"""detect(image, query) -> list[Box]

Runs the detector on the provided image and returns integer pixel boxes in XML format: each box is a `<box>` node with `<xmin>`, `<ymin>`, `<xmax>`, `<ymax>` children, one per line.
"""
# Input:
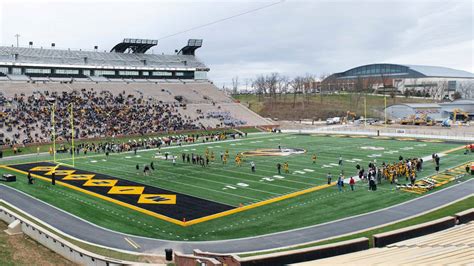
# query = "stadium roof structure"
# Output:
<box><xmin>110</xmin><ymin>38</ymin><xmax>158</xmax><ymax>54</ymax></box>
<box><xmin>328</xmin><ymin>63</ymin><xmax>474</xmax><ymax>80</ymax></box>
<box><xmin>0</xmin><ymin>44</ymin><xmax>207</xmax><ymax>70</ymax></box>
<box><xmin>178</xmin><ymin>39</ymin><xmax>203</xmax><ymax>56</ymax></box>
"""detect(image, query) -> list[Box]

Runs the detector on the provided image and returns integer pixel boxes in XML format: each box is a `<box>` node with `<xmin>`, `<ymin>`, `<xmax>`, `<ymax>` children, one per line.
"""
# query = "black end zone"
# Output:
<box><xmin>9</xmin><ymin>162</ymin><xmax>235</xmax><ymax>222</ymax></box>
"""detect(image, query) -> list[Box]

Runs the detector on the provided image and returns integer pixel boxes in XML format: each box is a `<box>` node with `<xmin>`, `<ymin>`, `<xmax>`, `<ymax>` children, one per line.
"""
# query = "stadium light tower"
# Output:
<box><xmin>14</xmin><ymin>34</ymin><xmax>20</xmax><ymax>47</ymax></box>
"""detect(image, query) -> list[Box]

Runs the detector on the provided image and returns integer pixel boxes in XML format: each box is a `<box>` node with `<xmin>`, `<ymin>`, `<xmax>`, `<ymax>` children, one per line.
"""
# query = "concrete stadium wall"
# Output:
<box><xmin>174</xmin><ymin>251</ymin><xmax>222</xmax><ymax>266</ymax></box>
<box><xmin>283</xmin><ymin>127</ymin><xmax>474</xmax><ymax>142</ymax></box>
<box><xmin>238</xmin><ymin>237</ymin><xmax>369</xmax><ymax>266</ymax></box>
<box><xmin>193</xmin><ymin>249</ymin><xmax>241</xmax><ymax>265</ymax></box>
<box><xmin>454</xmin><ymin>208</ymin><xmax>474</xmax><ymax>224</ymax></box>
<box><xmin>0</xmin><ymin>205</ymin><xmax>143</xmax><ymax>266</ymax></box>
<box><xmin>373</xmin><ymin>216</ymin><xmax>456</xmax><ymax>248</ymax></box>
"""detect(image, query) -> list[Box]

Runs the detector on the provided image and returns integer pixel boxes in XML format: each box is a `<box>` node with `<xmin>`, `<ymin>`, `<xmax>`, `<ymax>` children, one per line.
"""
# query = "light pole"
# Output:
<box><xmin>14</xmin><ymin>34</ymin><xmax>20</xmax><ymax>47</ymax></box>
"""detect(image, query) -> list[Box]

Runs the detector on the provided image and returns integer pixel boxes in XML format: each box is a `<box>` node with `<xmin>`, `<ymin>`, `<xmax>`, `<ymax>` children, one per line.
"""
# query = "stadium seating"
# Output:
<box><xmin>300</xmin><ymin>222</ymin><xmax>474</xmax><ymax>265</ymax></box>
<box><xmin>0</xmin><ymin>46</ymin><xmax>207</xmax><ymax>69</ymax></box>
<box><xmin>0</xmin><ymin>80</ymin><xmax>273</xmax><ymax>145</ymax></box>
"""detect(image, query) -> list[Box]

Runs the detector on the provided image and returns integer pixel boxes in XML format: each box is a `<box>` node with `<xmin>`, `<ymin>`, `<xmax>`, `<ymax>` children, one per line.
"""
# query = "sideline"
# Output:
<box><xmin>0</xmin><ymin>178</ymin><xmax>472</xmax><ymax>253</ymax></box>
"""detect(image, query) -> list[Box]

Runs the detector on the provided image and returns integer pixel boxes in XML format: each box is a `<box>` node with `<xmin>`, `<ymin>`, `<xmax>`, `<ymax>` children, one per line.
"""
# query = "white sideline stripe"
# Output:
<box><xmin>294</xmin><ymin>171</ymin><xmax>305</xmax><ymax>174</ymax></box>
<box><xmin>90</xmin><ymin>160</ymin><xmax>97</xmax><ymax>163</ymax></box>
<box><xmin>303</xmin><ymin>169</ymin><xmax>314</xmax><ymax>172</ymax></box>
<box><xmin>330</xmin><ymin>163</ymin><xmax>339</xmax><ymax>166</ymax></box>
<box><xmin>273</xmin><ymin>175</ymin><xmax>285</xmax><ymax>179</ymax></box>
<box><xmin>345</xmin><ymin>160</ymin><xmax>356</xmax><ymax>163</ymax></box>
<box><xmin>125</xmin><ymin>156</ymin><xmax>132</xmax><ymax>159</ymax></box>
<box><xmin>353</xmin><ymin>159</ymin><xmax>362</xmax><ymax>161</ymax></box>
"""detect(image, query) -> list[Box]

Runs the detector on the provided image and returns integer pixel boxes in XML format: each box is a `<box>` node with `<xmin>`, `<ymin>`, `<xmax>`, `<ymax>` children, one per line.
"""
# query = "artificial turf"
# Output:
<box><xmin>0</xmin><ymin>133</ymin><xmax>472</xmax><ymax>240</ymax></box>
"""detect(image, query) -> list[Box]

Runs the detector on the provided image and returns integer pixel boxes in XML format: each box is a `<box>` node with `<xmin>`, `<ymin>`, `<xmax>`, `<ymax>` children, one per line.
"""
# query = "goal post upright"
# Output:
<box><xmin>70</xmin><ymin>103</ymin><xmax>75</xmax><ymax>167</ymax></box>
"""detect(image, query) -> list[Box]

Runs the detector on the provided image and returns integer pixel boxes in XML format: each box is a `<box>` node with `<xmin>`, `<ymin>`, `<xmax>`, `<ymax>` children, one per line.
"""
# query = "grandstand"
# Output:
<box><xmin>0</xmin><ymin>38</ymin><xmax>273</xmax><ymax>145</ymax></box>
<box><xmin>297</xmin><ymin>221</ymin><xmax>474</xmax><ymax>265</ymax></box>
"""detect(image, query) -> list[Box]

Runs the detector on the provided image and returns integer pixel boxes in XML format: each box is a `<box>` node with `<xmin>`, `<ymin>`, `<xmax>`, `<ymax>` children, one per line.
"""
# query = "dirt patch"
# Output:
<box><xmin>0</xmin><ymin>221</ymin><xmax>76</xmax><ymax>266</ymax></box>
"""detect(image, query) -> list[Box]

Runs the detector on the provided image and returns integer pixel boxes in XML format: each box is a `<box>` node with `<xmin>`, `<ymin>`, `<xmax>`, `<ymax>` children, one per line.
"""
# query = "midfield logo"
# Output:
<box><xmin>241</xmin><ymin>148</ymin><xmax>306</xmax><ymax>157</ymax></box>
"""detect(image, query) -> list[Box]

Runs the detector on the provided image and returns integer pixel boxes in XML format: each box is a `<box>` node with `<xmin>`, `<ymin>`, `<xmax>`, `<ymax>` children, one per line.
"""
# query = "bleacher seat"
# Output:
<box><xmin>293</xmin><ymin>222</ymin><xmax>474</xmax><ymax>265</ymax></box>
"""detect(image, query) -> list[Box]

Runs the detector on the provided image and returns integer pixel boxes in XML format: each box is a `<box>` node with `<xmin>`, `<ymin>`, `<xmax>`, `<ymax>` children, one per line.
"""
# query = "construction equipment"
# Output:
<box><xmin>452</xmin><ymin>109</ymin><xmax>469</xmax><ymax>124</ymax></box>
<box><xmin>426</xmin><ymin>117</ymin><xmax>436</xmax><ymax>126</ymax></box>
<box><xmin>441</xmin><ymin>119</ymin><xmax>452</xmax><ymax>127</ymax></box>
<box><xmin>400</xmin><ymin>115</ymin><xmax>415</xmax><ymax>125</ymax></box>
<box><xmin>414</xmin><ymin>114</ymin><xmax>427</xmax><ymax>125</ymax></box>
<box><xmin>344</xmin><ymin>111</ymin><xmax>356</xmax><ymax>123</ymax></box>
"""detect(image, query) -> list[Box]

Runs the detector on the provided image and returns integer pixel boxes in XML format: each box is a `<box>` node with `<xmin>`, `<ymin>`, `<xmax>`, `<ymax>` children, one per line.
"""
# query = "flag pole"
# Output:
<box><xmin>364</xmin><ymin>97</ymin><xmax>367</xmax><ymax>127</ymax></box>
<box><xmin>70</xmin><ymin>103</ymin><xmax>75</xmax><ymax>167</ymax></box>
<box><xmin>52</xmin><ymin>103</ymin><xmax>56</xmax><ymax>163</ymax></box>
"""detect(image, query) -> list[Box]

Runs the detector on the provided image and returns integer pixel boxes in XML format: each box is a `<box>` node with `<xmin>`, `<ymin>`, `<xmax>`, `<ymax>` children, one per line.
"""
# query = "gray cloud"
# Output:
<box><xmin>1</xmin><ymin>0</ymin><xmax>472</xmax><ymax>88</ymax></box>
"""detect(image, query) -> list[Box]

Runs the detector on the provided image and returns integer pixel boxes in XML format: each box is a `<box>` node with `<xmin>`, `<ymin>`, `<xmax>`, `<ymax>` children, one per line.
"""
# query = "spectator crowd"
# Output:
<box><xmin>0</xmin><ymin>88</ymin><xmax>208</xmax><ymax>146</ymax></box>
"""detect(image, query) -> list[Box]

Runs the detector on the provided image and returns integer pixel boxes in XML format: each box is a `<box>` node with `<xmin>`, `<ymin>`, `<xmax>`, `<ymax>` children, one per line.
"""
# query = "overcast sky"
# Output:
<box><xmin>0</xmin><ymin>0</ymin><xmax>472</xmax><ymax>88</ymax></box>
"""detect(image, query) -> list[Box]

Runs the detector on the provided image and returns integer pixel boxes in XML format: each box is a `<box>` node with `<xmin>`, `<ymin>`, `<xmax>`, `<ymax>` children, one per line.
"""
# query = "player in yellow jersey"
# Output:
<box><xmin>312</xmin><ymin>154</ymin><xmax>317</xmax><ymax>164</ymax></box>
<box><xmin>283</xmin><ymin>162</ymin><xmax>289</xmax><ymax>174</ymax></box>
<box><xmin>235</xmin><ymin>155</ymin><xmax>241</xmax><ymax>166</ymax></box>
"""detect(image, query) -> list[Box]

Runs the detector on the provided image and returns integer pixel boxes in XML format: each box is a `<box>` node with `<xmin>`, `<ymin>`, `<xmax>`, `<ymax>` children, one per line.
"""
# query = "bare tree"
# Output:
<box><xmin>291</xmin><ymin>76</ymin><xmax>305</xmax><ymax>109</ymax></box>
<box><xmin>266</xmin><ymin>73</ymin><xmax>279</xmax><ymax>110</ymax></box>
<box><xmin>277</xmin><ymin>75</ymin><xmax>290</xmax><ymax>101</ymax></box>
<box><xmin>433</xmin><ymin>80</ymin><xmax>448</xmax><ymax>100</ymax></box>
<box><xmin>457</xmin><ymin>81</ymin><xmax>474</xmax><ymax>99</ymax></box>
<box><xmin>231</xmin><ymin>76</ymin><xmax>239</xmax><ymax>95</ymax></box>
<box><xmin>319</xmin><ymin>73</ymin><xmax>330</xmax><ymax>104</ymax></box>
<box><xmin>253</xmin><ymin>75</ymin><xmax>266</xmax><ymax>102</ymax></box>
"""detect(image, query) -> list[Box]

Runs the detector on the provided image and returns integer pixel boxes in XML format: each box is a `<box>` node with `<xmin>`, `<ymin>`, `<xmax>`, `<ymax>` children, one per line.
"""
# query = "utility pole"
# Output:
<box><xmin>14</xmin><ymin>34</ymin><xmax>20</xmax><ymax>47</ymax></box>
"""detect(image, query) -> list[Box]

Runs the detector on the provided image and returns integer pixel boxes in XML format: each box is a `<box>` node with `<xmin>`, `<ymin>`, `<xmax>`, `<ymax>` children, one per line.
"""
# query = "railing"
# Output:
<box><xmin>283</xmin><ymin>124</ymin><xmax>474</xmax><ymax>142</ymax></box>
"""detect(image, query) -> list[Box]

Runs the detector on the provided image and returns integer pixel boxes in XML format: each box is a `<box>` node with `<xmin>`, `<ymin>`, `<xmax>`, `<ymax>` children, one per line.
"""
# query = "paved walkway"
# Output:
<box><xmin>1</xmin><ymin>178</ymin><xmax>472</xmax><ymax>254</ymax></box>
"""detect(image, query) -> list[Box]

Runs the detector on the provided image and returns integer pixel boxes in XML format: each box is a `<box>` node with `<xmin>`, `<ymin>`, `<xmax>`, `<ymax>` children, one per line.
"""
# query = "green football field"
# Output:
<box><xmin>1</xmin><ymin>133</ymin><xmax>472</xmax><ymax>241</ymax></box>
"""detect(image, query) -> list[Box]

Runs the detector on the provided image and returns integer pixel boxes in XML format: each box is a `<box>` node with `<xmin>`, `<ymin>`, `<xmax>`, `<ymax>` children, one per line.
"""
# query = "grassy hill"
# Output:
<box><xmin>233</xmin><ymin>93</ymin><xmax>438</xmax><ymax>120</ymax></box>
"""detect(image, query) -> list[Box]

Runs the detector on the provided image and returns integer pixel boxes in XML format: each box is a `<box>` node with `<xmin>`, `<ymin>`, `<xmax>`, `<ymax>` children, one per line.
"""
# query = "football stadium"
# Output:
<box><xmin>0</xmin><ymin>1</ymin><xmax>473</xmax><ymax>266</ymax></box>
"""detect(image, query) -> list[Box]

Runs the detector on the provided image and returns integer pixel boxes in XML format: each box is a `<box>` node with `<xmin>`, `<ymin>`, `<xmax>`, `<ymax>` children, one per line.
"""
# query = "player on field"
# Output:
<box><xmin>211</xmin><ymin>151</ymin><xmax>215</xmax><ymax>161</ymax></box>
<box><xmin>143</xmin><ymin>165</ymin><xmax>150</xmax><ymax>176</ymax></box>
<box><xmin>312</xmin><ymin>154</ymin><xmax>317</xmax><ymax>164</ymax></box>
<box><xmin>338</xmin><ymin>155</ymin><xmax>343</xmax><ymax>166</ymax></box>
<box><xmin>235</xmin><ymin>154</ymin><xmax>241</xmax><ymax>166</ymax></box>
<box><xmin>327</xmin><ymin>172</ymin><xmax>332</xmax><ymax>184</ymax></box>
<box><xmin>277</xmin><ymin>163</ymin><xmax>282</xmax><ymax>174</ymax></box>
<box><xmin>283</xmin><ymin>162</ymin><xmax>289</xmax><ymax>174</ymax></box>
<box><xmin>250</xmin><ymin>161</ymin><xmax>256</xmax><ymax>172</ymax></box>
<box><xmin>223</xmin><ymin>155</ymin><xmax>228</xmax><ymax>165</ymax></box>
